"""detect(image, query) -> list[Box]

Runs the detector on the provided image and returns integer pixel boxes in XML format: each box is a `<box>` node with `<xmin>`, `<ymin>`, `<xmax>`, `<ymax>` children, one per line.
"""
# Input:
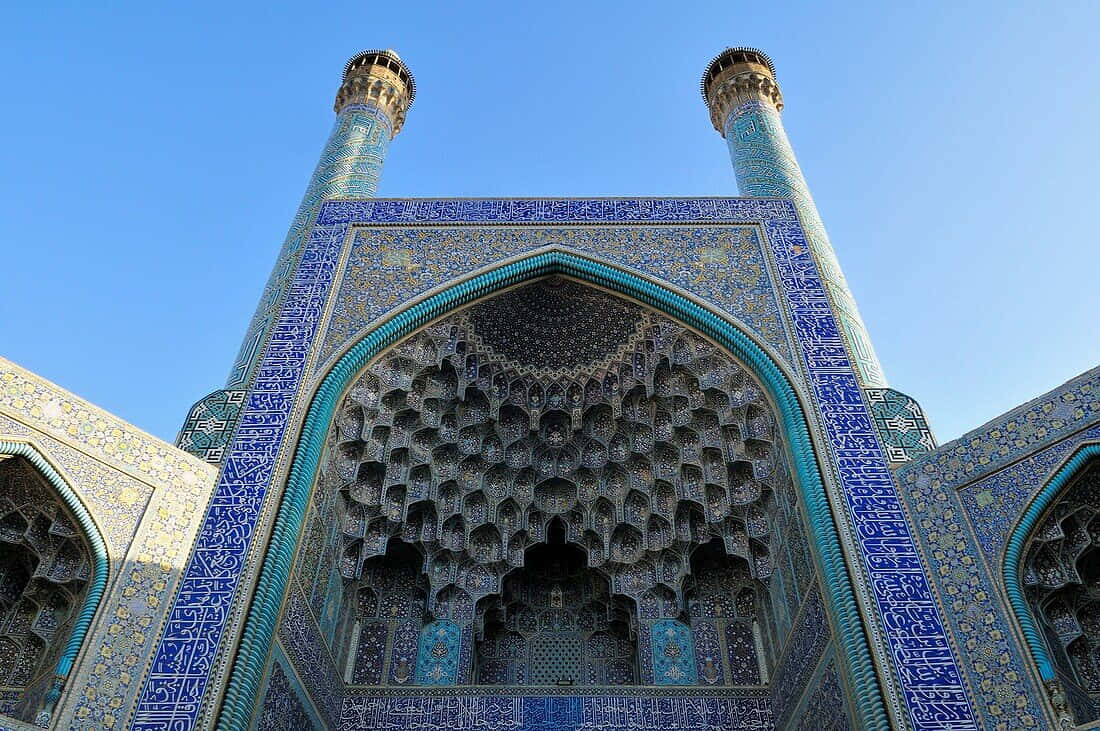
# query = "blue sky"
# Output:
<box><xmin>2</xmin><ymin>1</ymin><xmax>1098</xmax><ymax>445</ymax></box>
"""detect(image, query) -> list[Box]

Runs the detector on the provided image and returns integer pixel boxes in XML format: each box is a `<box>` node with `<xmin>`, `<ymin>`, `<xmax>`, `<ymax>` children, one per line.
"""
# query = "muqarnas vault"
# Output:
<box><xmin>1</xmin><ymin>46</ymin><xmax>1098</xmax><ymax>731</ymax></box>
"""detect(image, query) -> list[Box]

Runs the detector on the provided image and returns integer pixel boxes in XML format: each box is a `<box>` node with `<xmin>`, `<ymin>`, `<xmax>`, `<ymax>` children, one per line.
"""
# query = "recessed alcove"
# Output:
<box><xmin>265</xmin><ymin>276</ymin><xmax>835</xmax><ymax>729</ymax></box>
<box><xmin>1023</xmin><ymin>460</ymin><xmax>1100</xmax><ymax>722</ymax></box>
<box><xmin>475</xmin><ymin>519</ymin><xmax>637</xmax><ymax>686</ymax></box>
<box><xmin>0</xmin><ymin>456</ymin><xmax>93</xmax><ymax>721</ymax></box>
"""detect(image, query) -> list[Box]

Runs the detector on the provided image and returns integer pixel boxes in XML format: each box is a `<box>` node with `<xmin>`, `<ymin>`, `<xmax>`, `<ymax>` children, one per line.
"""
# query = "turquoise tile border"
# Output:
<box><xmin>1003</xmin><ymin>443</ymin><xmax>1100</xmax><ymax>681</ymax></box>
<box><xmin>218</xmin><ymin>249</ymin><xmax>888</xmax><ymax>730</ymax></box>
<box><xmin>0</xmin><ymin>440</ymin><xmax>109</xmax><ymax>723</ymax></box>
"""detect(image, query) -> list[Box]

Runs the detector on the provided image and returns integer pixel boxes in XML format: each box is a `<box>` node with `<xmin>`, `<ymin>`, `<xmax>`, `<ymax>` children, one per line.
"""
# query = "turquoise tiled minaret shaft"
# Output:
<box><xmin>226</xmin><ymin>50</ymin><xmax>415</xmax><ymax>389</ymax></box>
<box><xmin>702</xmin><ymin>48</ymin><xmax>886</xmax><ymax>387</ymax></box>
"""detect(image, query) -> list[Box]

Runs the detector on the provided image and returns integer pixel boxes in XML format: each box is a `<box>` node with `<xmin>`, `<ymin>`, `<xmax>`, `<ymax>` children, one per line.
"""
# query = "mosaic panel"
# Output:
<box><xmin>1023</xmin><ymin>462</ymin><xmax>1100</xmax><ymax>722</ymax></box>
<box><xmin>0</xmin><ymin>360</ymin><xmax>216</xmax><ymax>729</ymax></box>
<box><xmin>175</xmin><ymin>388</ymin><xmax>246</xmax><ymax>464</ymax></box>
<box><xmin>319</xmin><ymin>223</ymin><xmax>793</xmax><ymax>377</ymax></box>
<box><xmin>0</xmin><ymin>689</ymin><xmax>19</xmax><ymax>718</ymax></box>
<box><xmin>725</xmin><ymin>621</ymin><xmax>759</xmax><ymax>685</ymax></box>
<box><xmin>724</xmin><ymin>100</ymin><xmax>884</xmax><ymax>387</ymax></box>
<box><xmin>961</xmin><ymin>424</ymin><xmax>1100</xmax><ymax>560</ymax></box>
<box><xmin>0</xmin><ymin>711</ymin><xmax>35</xmax><ymax>731</ymax></box>
<box><xmin>0</xmin><ymin>361</ymin><xmax>212</xmax><ymax>550</ymax></box>
<box><xmin>277</xmin><ymin>584</ymin><xmax>342</xmax><ymax>727</ymax></box>
<box><xmin>895</xmin><ymin>368</ymin><xmax>1100</xmax><ymax>729</ymax></box>
<box><xmin>414</xmin><ymin>620</ymin><xmax>461</xmax><ymax>685</ymax></box>
<box><xmin>692</xmin><ymin>621</ymin><xmax>724</xmax><ymax>686</ymax></box>
<box><xmin>339</xmin><ymin>694</ymin><xmax>772</xmax><ymax>730</ymax></box>
<box><xmin>792</xmin><ymin>658</ymin><xmax>851</xmax><ymax>731</ymax></box>
<box><xmin>900</xmin><ymin>468</ymin><xmax>1055</xmax><ymax>727</ymax></box>
<box><xmin>651</xmin><ymin>619</ymin><xmax>697</xmax><ymax>685</ymax></box>
<box><xmin>352</xmin><ymin>622</ymin><xmax>387</xmax><ymax>685</ymax></box>
<box><xmin>228</xmin><ymin>104</ymin><xmax>393</xmax><ymax>389</ymax></box>
<box><xmin>256</xmin><ymin>660</ymin><xmax>315</xmax><ymax>731</ymax></box>
<box><xmin>900</xmin><ymin>366</ymin><xmax>1100</xmax><ymax>495</ymax></box>
<box><xmin>864</xmin><ymin>387</ymin><xmax>936</xmax><ymax>465</ymax></box>
<box><xmin>638</xmin><ymin>624</ymin><xmax>654</xmax><ymax>685</ymax></box>
<box><xmin>770</xmin><ymin>581</ymin><xmax>828</xmax><ymax>730</ymax></box>
<box><xmin>0</xmin><ymin>458</ymin><xmax>93</xmax><ymax>720</ymax></box>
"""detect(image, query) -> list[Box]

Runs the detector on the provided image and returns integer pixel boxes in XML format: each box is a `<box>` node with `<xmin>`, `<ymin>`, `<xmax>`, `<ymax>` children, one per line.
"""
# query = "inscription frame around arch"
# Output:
<box><xmin>218</xmin><ymin>243</ymin><xmax>888</xmax><ymax>730</ymax></box>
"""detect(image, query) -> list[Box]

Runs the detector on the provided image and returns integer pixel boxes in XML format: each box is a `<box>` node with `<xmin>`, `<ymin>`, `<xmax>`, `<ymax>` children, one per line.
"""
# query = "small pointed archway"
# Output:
<box><xmin>0</xmin><ymin>441</ymin><xmax>107</xmax><ymax>725</ymax></box>
<box><xmin>475</xmin><ymin>518</ymin><xmax>637</xmax><ymax>686</ymax></box>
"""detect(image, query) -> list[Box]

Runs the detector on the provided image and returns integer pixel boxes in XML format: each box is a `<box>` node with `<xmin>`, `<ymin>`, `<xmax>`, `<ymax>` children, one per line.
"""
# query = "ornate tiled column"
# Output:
<box><xmin>226</xmin><ymin>49</ymin><xmax>415</xmax><ymax>389</ymax></box>
<box><xmin>702</xmin><ymin>48</ymin><xmax>886</xmax><ymax>388</ymax></box>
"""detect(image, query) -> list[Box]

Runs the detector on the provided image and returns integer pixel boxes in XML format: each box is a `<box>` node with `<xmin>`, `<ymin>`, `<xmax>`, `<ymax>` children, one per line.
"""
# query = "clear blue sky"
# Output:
<box><xmin>2</xmin><ymin>1</ymin><xmax>1098</xmax><ymax>446</ymax></box>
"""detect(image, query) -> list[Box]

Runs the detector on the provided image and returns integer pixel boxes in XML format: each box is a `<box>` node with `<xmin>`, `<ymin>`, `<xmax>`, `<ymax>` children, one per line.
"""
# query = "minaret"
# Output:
<box><xmin>702</xmin><ymin>48</ymin><xmax>886</xmax><ymax>387</ymax></box>
<box><xmin>226</xmin><ymin>49</ymin><xmax>415</xmax><ymax>388</ymax></box>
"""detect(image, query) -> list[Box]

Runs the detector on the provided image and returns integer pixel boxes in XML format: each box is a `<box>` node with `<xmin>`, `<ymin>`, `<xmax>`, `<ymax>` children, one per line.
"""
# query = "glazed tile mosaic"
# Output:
<box><xmin>893</xmin><ymin>367</ymin><xmax>1100</xmax><ymax>728</ymax></box>
<box><xmin>176</xmin><ymin>389</ymin><xmax>247</xmax><ymax>464</ymax></box>
<box><xmin>228</xmin><ymin>104</ymin><xmax>394</xmax><ymax>390</ymax></box>
<box><xmin>864</xmin><ymin>387</ymin><xmax>937</xmax><ymax>465</ymax></box>
<box><xmin>6</xmin><ymin>45</ymin><xmax>1098</xmax><ymax>731</ymax></box>
<box><xmin>256</xmin><ymin>659</ymin><xmax>316</xmax><ymax>731</ymax></box>
<box><xmin>0</xmin><ymin>359</ymin><xmax>216</xmax><ymax>728</ymax></box>
<box><xmin>722</xmin><ymin>100</ymin><xmax>884</xmax><ymax>389</ymax></box>
<box><xmin>791</xmin><ymin>658</ymin><xmax>850</xmax><ymax>731</ymax></box>
<box><xmin>130</xmin><ymin>216</ymin><xmax>348</xmax><ymax>729</ymax></box>
<box><xmin>338</xmin><ymin>694</ymin><xmax>773</xmax><ymax>730</ymax></box>
<box><xmin>318</xmin><ymin>224</ymin><xmax>794</xmax><ymax>379</ymax></box>
<box><xmin>198</xmin><ymin>195</ymin><xmax>970</xmax><ymax>731</ymax></box>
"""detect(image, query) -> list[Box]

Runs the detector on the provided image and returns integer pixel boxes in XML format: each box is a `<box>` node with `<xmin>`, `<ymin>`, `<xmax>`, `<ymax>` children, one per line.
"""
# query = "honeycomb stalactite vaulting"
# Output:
<box><xmin>322</xmin><ymin>277</ymin><xmax>798</xmax><ymax>686</ymax></box>
<box><xmin>0</xmin><ymin>457</ymin><xmax>92</xmax><ymax>717</ymax></box>
<box><xmin>1024</xmin><ymin>461</ymin><xmax>1100</xmax><ymax>723</ymax></box>
<box><xmin>475</xmin><ymin>537</ymin><xmax>637</xmax><ymax>685</ymax></box>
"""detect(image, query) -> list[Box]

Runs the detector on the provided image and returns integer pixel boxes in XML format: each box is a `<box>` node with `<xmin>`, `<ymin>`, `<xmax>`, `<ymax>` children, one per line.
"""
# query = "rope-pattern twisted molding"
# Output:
<box><xmin>217</xmin><ymin>251</ymin><xmax>889</xmax><ymax>730</ymax></box>
<box><xmin>1004</xmin><ymin>443</ymin><xmax>1100</xmax><ymax>681</ymax></box>
<box><xmin>0</xmin><ymin>440</ymin><xmax>109</xmax><ymax>715</ymax></box>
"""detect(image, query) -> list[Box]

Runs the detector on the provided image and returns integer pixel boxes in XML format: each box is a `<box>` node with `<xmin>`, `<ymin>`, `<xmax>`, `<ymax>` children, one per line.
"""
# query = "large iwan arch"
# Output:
<box><xmin>220</xmin><ymin>250</ymin><xmax>888</xmax><ymax>730</ymax></box>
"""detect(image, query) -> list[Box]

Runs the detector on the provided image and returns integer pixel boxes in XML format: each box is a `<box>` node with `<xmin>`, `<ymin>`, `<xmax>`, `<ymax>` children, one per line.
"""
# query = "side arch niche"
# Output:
<box><xmin>0</xmin><ymin>442</ymin><xmax>107</xmax><ymax>726</ymax></box>
<box><xmin>231</xmin><ymin>252</ymin><xmax>886</xmax><ymax>731</ymax></box>
<box><xmin>1011</xmin><ymin>450</ymin><xmax>1100</xmax><ymax>724</ymax></box>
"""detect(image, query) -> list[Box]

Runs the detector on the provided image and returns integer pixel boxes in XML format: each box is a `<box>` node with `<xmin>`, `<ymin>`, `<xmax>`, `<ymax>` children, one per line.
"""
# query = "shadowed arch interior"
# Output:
<box><xmin>311</xmin><ymin>276</ymin><xmax>812</xmax><ymax>690</ymax></box>
<box><xmin>220</xmin><ymin>250</ymin><xmax>888</xmax><ymax>730</ymax></box>
<box><xmin>1008</xmin><ymin>447</ymin><xmax>1100</xmax><ymax>724</ymax></box>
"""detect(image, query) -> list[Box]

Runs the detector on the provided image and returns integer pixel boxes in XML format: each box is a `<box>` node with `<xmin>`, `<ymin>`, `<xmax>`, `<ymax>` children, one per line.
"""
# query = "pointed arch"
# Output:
<box><xmin>0</xmin><ymin>439</ymin><xmax>109</xmax><ymax>722</ymax></box>
<box><xmin>218</xmin><ymin>249</ymin><xmax>889</xmax><ymax>729</ymax></box>
<box><xmin>1004</xmin><ymin>443</ymin><xmax>1100</xmax><ymax>684</ymax></box>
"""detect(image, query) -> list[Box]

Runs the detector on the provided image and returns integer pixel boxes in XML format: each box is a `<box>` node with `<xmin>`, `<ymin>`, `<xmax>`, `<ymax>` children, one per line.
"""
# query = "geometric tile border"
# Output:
<box><xmin>339</xmin><ymin>695</ymin><xmax>773</xmax><ymax>730</ymax></box>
